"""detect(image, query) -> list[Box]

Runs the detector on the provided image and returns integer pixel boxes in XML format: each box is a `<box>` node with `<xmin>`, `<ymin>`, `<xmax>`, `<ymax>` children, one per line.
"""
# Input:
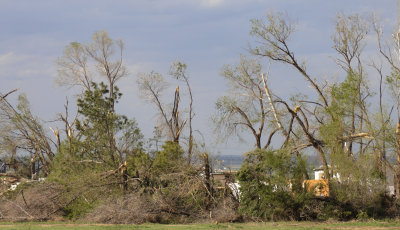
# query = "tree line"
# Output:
<box><xmin>0</xmin><ymin>10</ymin><xmax>400</xmax><ymax>222</ymax></box>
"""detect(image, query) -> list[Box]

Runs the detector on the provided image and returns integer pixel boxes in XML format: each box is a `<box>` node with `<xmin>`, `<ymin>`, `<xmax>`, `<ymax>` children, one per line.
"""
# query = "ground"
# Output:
<box><xmin>0</xmin><ymin>221</ymin><xmax>400</xmax><ymax>230</ymax></box>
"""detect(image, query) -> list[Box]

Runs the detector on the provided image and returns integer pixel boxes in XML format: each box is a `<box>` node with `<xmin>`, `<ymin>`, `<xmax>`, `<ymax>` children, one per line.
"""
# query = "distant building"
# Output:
<box><xmin>305</xmin><ymin>165</ymin><xmax>395</xmax><ymax>197</ymax></box>
<box><xmin>313</xmin><ymin>165</ymin><xmax>340</xmax><ymax>180</ymax></box>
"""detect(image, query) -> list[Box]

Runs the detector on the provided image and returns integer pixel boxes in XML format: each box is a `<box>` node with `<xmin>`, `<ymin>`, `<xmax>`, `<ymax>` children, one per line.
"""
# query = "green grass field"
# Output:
<box><xmin>0</xmin><ymin>221</ymin><xmax>400</xmax><ymax>230</ymax></box>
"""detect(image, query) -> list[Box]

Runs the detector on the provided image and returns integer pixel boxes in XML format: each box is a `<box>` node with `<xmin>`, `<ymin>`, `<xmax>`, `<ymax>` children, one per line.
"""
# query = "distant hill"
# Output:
<box><xmin>213</xmin><ymin>154</ymin><xmax>243</xmax><ymax>172</ymax></box>
<box><xmin>213</xmin><ymin>153</ymin><xmax>323</xmax><ymax>173</ymax></box>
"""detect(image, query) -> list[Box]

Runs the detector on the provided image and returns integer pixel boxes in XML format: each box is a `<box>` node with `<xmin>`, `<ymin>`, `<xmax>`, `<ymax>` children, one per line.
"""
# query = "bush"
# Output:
<box><xmin>236</xmin><ymin>149</ymin><xmax>310</xmax><ymax>221</ymax></box>
<box><xmin>63</xmin><ymin>196</ymin><xmax>97</xmax><ymax>220</ymax></box>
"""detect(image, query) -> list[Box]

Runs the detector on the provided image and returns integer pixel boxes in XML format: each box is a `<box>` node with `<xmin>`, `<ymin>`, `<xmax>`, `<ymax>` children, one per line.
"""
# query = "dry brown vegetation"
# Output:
<box><xmin>0</xmin><ymin>183</ymin><xmax>65</xmax><ymax>220</ymax></box>
<box><xmin>0</xmin><ymin>180</ymin><xmax>240</xmax><ymax>224</ymax></box>
<box><xmin>3</xmin><ymin>8</ymin><xmax>400</xmax><ymax>225</ymax></box>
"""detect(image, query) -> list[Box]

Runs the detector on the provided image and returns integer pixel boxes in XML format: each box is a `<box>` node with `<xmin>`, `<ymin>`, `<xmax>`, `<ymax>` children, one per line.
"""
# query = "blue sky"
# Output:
<box><xmin>0</xmin><ymin>0</ymin><xmax>398</xmax><ymax>155</ymax></box>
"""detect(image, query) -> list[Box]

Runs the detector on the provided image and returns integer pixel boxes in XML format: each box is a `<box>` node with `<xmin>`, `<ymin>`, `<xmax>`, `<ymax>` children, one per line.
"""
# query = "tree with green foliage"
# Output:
<box><xmin>52</xmin><ymin>81</ymin><xmax>143</xmax><ymax>178</ymax></box>
<box><xmin>232</xmin><ymin>11</ymin><xmax>398</xmax><ymax>220</ymax></box>
<box><xmin>236</xmin><ymin>148</ymin><xmax>309</xmax><ymax>220</ymax></box>
<box><xmin>246</xmin><ymin>11</ymin><xmax>377</xmax><ymax>183</ymax></box>
<box><xmin>75</xmin><ymin>82</ymin><xmax>122</xmax><ymax>167</ymax></box>
<box><xmin>49</xmin><ymin>82</ymin><xmax>144</xmax><ymax>219</ymax></box>
<box><xmin>152</xmin><ymin>141</ymin><xmax>185</xmax><ymax>175</ymax></box>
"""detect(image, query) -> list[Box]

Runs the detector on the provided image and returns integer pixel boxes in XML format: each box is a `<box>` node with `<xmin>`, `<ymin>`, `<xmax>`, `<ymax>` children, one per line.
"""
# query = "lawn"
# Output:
<box><xmin>0</xmin><ymin>221</ymin><xmax>400</xmax><ymax>230</ymax></box>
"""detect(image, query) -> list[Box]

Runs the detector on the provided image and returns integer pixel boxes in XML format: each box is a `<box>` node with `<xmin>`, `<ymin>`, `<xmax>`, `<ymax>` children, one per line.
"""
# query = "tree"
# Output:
<box><xmin>152</xmin><ymin>141</ymin><xmax>185</xmax><ymax>177</ymax></box>
<box><xmin>248</xmin><ymin>12</ymin><xmax>331</xmax><ymax>178</ymax></box>
<box><xmin>214</xmin><ymin>55</ymin><xmax>278</xmax><ymax>149</ymax></box>
<box><xmin>137</xmin><ymin>71</ymin><xmax>185</xmax><ymax>143</ymax></box>
<box><xmin>373</xmin><ymin>14</ymin><xmax>400</xmax><ymax>198</ymax></box>
<box><xmin>56</xmin><ymin>31</ymin><xmax>127</xmax><ymax>111</ymax></box>
<box><xmin>75</xmin><ymin>82</ymin><xmax>123</xmax><ymax>167</ymax></box>
<box><xmin>137</xmin><ymin>62</ymin><xmax>196</xmax><ymax>165</ymax></box>
<box><xmin>332</xmin><ymin>13</ymin><xmax>370</xmax><ymax>157</ymax></box>
<box><xmin>55</xmin><ymin>31</ymin><xmax>129</xmax><ymax>175</ymax></box>
<box><xmin>236</xmin><ymin>148</ymin><xmax>308</xmax><ymax>220</ymax></box>
<box><xmin>169</xmin><ymin>61</ymin><xmax>195</xmax><ymax>165</ymax></box>
<box><xmin>247</xmin><ymin>11</ymin><xmax>374</xmax><ymax>182</ymax></box>
<box><xmin>49</xmin><ymin>81</ymin><xmax>144</xmax><ymax>218</ymax></box>
<box><xmin>54</xmin><ymin>82</ymin><xmax>143</xmax><ymax>170</ymax></box>
<box><xmin>0</xmin><ymin>92</ymin><xmax>55</xmax><ymax>178</ymax></box>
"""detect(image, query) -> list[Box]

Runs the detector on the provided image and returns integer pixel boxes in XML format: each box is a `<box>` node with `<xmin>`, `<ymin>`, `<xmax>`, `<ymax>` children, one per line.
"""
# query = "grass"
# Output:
<box><xmin>0</xmin><ymin>221</ymin><xmax>400</xmax><ymax>230</ymax></box>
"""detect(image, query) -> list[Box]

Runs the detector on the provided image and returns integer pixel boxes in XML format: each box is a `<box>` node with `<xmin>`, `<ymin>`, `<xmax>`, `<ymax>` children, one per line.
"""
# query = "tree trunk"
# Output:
<box><xmin>395</xmin><ymin>120</ymin><xmax>400</xmax><ymax>198</ymax></box>
<box><xmin>256</xmin><ymin>135</ymin><xmax>261</xmax><ymax>149</ymax></box>
<box><xmin>395</xmin><ymin>173</ymin><xmax>400</xmax><ymax>198</ymax></box>
<box><xmin>203</xmin><ymin>153</ymin><xmax>212</xmax><ymax>209</ymax></box>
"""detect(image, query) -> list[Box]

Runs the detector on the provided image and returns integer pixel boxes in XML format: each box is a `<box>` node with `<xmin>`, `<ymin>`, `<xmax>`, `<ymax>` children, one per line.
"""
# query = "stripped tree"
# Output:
<box><xmin>137</xmin><ymin>71</ymin><xmax>186</xmax><ymax>144</ymax></box>
<box><xmin>214</xmin><ymin>55</ymin><xmax>279</xmax><ymax>150</ymax></box>
<box><xmin>0</xmin><ymin>91</ymin><xmax>55</xmax><ymax>178</ymax></box>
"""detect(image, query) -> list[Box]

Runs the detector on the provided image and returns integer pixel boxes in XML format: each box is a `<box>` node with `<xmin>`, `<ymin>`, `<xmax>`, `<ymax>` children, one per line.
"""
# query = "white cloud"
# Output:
<box><xmin>0</xmin><ymin>52</ymin><xmax>27</xmax><ymax>78</ymax></box>
<box><xmin>196</xmin><ymin>0</ymin><xmax>268</xmax><ymax>9</ymax></box>
<box><xmin>0</xmin><ymin>52</ymin><xmax>22</xmax><ymax>66</ymax></box>
<box><xmin>126</xmin><ymin>62</ymin><xmax>157</xmax><ymax>76</ymax></box>
<box><xmin>137</xmin><ymin>0</ymin><xmax>262</xmax><ymax>10</ymax></box>
<box><xmin>0</xmin><ymin>52</ymin><xmax>55</xmax><ymax>79</ymax></box>
<box><xmin>200</xmin><ymin>0</ymin><xmax>225</xmax><ymax>8</ymax></box>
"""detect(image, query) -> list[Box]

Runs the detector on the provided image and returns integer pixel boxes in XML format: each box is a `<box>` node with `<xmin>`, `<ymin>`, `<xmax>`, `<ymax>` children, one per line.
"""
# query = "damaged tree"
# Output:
<box><xmin>137</xmin><ymin>61</ymin><xmax>197</xmax><ymax>165</ymax></box>
<box><xmin>137</xmin><ymin>71</ymin><xmax>186</xmax><ymax>144</ymax></box>
<box><xmin>0</xmin><ymin>91</ymin><xmax>55</xmax><ymax>178</ymax></box>
<box><xmin>169</xmin><ymin>61</ymin><xmax>195</xmax><ymax>164</ymax></box>
<box><xmin>56</xmin><ymin>30</ymin><xmax>127</xmax><ymax>109</ymax></box>
<box><xmin>249</xmin><ymin>11</ymin><xmax>331</xmax><ymax>179</ymax></box>
<box><xmin>214</xmin><ymin>56</ymin><xmax>279</xmax><ymax>150</ymax></box>
<box><xmin>247</xmin><ymin>12</ymin><xmax>375</xmax><ymax>182</ymax></box>
<box><xmin>374</xmin><ymin>16</ymin><xmax>400</xmax><ymax>198</ymax></box>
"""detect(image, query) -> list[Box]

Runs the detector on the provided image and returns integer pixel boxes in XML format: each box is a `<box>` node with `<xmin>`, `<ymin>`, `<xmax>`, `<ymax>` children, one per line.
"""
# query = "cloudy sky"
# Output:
<box><xmin>0</xmin><ymin>0</ymin><xmax>398</xmax><ymax>155</ymax></box>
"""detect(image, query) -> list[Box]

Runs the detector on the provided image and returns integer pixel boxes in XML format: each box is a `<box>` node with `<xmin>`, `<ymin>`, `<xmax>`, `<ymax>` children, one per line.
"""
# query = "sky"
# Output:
<box><xmin>0</xmin><ymin>0</ymin><xmax>398</xmax><ymax>156</ymax></box>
